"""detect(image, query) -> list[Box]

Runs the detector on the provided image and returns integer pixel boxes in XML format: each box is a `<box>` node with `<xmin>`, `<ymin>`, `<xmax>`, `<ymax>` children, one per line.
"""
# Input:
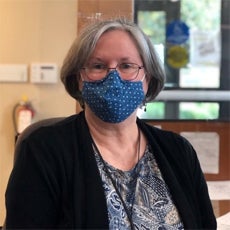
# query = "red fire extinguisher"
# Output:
<box><xmin>13</xmin><ymin>96</ymin><xmax>35</xmax><ymax>141</ymax></box>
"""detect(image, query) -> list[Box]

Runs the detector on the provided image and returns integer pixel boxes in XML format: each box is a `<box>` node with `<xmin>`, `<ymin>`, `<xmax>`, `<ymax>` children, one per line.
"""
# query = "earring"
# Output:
<box><xmin>140</xmin><ymin>101</ymin><xmax>147</xmax><ymax>112</ymax></box>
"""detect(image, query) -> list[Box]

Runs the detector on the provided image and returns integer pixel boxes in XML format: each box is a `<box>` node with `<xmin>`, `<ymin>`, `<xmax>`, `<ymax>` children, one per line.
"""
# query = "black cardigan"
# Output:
<box><xmin>5</xmin><ymin>111</ymin><xmax>217</xmax><ymax>229</ymax></box>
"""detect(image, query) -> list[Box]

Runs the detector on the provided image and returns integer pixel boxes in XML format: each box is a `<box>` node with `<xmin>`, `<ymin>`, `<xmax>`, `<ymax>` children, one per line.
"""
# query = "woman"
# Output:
<box><xmin>5</xmin><ymin>19</ymin><xmax>216</xmax><ymax>229</ymax></box>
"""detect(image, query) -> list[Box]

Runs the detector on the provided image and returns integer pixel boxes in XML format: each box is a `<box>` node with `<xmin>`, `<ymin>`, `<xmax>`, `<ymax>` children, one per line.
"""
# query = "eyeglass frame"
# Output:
<box><xmin>81</xmin><ymin>63</ymin><xmax>144</xmax><ymax>81</ymax></box>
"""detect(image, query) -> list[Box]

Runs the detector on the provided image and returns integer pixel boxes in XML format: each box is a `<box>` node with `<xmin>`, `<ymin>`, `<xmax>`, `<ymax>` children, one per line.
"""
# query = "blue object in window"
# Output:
<box><xmin>166</xmin><ymin>20</ymin><xmax>189</xmax><ymax>45</ymax></box>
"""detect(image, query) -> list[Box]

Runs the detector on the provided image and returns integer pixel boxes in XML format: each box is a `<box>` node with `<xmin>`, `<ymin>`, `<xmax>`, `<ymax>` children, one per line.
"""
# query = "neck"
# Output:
<box><xmin>85</xmin><ymin>106</ymin><xmax>138</xmax><ymax>139</ymax></box>
<box><xmin>85</xmin><ymin>107</ymin><xmax>141</xmax><ymax>170</ymax></box>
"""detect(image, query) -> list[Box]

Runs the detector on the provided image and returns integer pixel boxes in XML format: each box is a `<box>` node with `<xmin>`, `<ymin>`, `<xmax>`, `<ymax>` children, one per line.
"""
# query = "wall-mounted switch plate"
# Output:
<box><xmin>0</xmin><ymin>64</ymin><xmax>28</xmax><ymax>82</ymax></box>
<box><xmin>30</xmin><ymin>63</ymin><xmax>58</xmax><ymax>84</ymax></box>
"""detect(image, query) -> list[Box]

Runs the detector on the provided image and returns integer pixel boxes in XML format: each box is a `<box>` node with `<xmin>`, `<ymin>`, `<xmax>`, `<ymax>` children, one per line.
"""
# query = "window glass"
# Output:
<box><xmin>179</xmin><ymin>102</ymin><xmax>219</xmax><ymax>120</ymax></box>
<box><xmin>138</xmin><ymin>11</ymin><xmax>165</xmax><ymax>63</ymax></box>
<box><xmin>180</xmin><ymin>0</ymin><xmax>221</xmax><ymax>88</ymax></box>
<box><xmin>138</xmin><ymin>11</ymin><xmax>165</xmax><ymax>45</ymax></box>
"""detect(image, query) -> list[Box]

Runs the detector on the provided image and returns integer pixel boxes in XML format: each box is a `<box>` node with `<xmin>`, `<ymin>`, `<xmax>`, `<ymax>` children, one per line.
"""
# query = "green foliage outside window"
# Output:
<box><xmin>179</xmin><ymin>102</ymin><xmax>219</xmax><ymax>120</ymax></box>
<box><xmin>181</xmin><ymin>0</ymin><xmax>220</xmax><ymax>31</ymax></box>
<box><xmin>138</xmin><ymin>11</ymin><xmax>165</xmax><ymax>44</ymax></box>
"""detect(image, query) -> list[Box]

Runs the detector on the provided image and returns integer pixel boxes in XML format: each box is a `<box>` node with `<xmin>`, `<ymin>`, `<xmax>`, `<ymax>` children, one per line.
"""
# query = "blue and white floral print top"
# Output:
<box><xmin>94</xmin><ymin>145</ymin><xmax>184</xmax><ymax>230</ymax></box>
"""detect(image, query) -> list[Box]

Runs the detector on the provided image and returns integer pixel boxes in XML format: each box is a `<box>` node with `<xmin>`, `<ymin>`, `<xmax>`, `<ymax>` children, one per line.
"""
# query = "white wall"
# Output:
<box><xmin>0</xmin><ymin>0</ymin><xmax>78</xmax><ymax>224</ymax></box>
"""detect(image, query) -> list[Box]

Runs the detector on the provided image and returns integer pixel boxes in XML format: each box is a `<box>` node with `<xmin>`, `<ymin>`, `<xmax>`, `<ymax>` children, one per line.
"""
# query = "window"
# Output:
<box><xmin>135</xmin><ymin>0</ymin><xmax>230</xmax><ymax>120</ymax></box>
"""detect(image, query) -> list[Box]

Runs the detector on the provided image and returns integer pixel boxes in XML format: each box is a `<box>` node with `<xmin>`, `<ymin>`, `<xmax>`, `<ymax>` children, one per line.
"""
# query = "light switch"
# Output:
<box><xmin>30</xmin><ymin>63</ymin><xmax>58</xmax><ymax>84</ymax></box>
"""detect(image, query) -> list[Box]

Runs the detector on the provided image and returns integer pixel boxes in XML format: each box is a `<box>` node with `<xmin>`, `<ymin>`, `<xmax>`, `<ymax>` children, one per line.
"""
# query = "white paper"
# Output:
<box><xmin>181</xmin><ymin>132</ymin><xmax>219</xmax><ymax>174</ymax></box>
<box><xmin>217</xmin><ymin>212</ymin><xmax>230</xmax><ymax>230</ymax></box>
<box><xmin>207</xmin><ymin>181</ymin><xmax>230</xmax><ymax>200</ymax></box>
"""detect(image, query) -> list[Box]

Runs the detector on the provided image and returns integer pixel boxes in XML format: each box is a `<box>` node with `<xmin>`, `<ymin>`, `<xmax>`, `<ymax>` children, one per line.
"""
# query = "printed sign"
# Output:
<box><xmin>167</xmin><ymin>46</ymin><xmax>189</xmax><ymax>68</ymax></box>
<box><xmin>166</xmin><ymin>20</ymin><xmax>189</xmax><ymax>45</ymax></box>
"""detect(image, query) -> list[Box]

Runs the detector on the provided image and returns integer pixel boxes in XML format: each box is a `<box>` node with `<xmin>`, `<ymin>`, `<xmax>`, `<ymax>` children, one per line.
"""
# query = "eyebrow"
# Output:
<box><xmin>88</xmin><ymin>57</ymin><xmax>104</xmax><ymax>62</ymax></box>
<box><xmin>88</xmin><ymin>57</ymin><xmax>136</xmax><ymax>62</ymax></box>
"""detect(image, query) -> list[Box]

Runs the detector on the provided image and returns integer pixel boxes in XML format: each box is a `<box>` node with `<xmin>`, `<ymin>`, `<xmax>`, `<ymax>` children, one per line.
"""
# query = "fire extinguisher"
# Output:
<box><xmin>13</xmin><ymin>95</ymin><xmax>35</xmax><ymax>142</ymax></box>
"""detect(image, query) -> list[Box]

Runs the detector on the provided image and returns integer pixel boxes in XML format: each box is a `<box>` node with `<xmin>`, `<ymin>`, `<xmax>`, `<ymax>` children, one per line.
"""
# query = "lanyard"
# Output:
<box><xmin>92</xmin><ymin>128</ymin><xmax>141</xmax><ymax>230</ymax></box>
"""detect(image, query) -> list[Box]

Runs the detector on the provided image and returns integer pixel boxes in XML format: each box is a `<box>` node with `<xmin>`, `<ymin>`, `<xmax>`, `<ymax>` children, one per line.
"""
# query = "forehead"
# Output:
<box><xmin>90</xmin><ymin>30</ymin><xmax>141</xmax><ymax>61</ymax></box>
<box><xmin>97</xmin><ymin>29</ymin><xmax>137</xmax><ymax>47</ymax></box>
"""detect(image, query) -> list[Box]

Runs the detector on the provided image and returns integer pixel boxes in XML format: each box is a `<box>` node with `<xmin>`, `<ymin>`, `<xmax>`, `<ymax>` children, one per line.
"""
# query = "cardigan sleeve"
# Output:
<box><xmin>160</xmin><ymin>131</ymin><xmax>217</xmax><ymax>229</ymax></box>
<box><xmin>5</xmin><ymin>113</ymin><xmax>110</xmax><ymax>230</ymax></box>
<box><xmin>164</xmin><ymin>132</ymin><xmax>217</xmax><ymax>229</ymax></box>
<box><xmin>5</xmin><ymin>128</ymin><xmax>72</xmax><ymax>229</ymax></box>
<box><xmin>184</xmin><ymin>138</ymin><xmax>217</xmax><ymax>229</ymax></box>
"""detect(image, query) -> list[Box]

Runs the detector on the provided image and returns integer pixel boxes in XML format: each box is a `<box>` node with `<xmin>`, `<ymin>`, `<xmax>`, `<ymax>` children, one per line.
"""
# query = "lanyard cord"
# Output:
<box><xmin>92</xmin><ymin>128</ymin><xmax>141</xmax><ymax>230</ymax></box>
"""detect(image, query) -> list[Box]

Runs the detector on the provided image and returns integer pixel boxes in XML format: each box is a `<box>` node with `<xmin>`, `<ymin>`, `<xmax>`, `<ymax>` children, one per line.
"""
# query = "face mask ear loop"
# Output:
<box><xmin>139</xmin><ymin>74</ymin><xmax>146</xmax><ymax>111</ymax></box>
<box><xmin>140</xmin><ymin>74</ymin><xmax>146</xmax><ymax>82</ymax></box>
<box><xmin>80</xmin><ymin>73</ymin><xmax>85</xmax><ymax>82</ymax></box>
<box><xmin>79</xmin><ymin>70</ymin><xmax>83</xmax><ymax>80</ymax></box>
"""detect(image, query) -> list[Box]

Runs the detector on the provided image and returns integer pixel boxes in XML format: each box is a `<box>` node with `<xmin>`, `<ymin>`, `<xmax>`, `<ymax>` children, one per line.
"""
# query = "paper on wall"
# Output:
<box><xmin>181</xmin><ymin>132</ymin><xmax>219</xmax><ymax>174</ymax></box>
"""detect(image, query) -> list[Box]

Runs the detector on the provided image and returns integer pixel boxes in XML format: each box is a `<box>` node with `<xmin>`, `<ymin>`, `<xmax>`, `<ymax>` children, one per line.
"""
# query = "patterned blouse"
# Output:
<box><xmin>94</xmin><ymin>144</ymin><xmax>184</xmax><ymax>230</ymax></box>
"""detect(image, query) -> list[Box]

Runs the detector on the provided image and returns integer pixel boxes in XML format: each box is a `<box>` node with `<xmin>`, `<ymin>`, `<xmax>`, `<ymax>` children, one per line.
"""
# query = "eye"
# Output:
<box><xmin>119</xmin><ymin>63</ymin><xmax>134</xmax><ymax>70</ymax></box>
<box><xmin>89</xmin><ymin>63</ymin><xmax>107</xmax><ymax>70</ymax></box>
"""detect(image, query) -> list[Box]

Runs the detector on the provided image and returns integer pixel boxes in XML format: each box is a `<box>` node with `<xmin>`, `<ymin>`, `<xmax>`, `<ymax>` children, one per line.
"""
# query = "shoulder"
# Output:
<box><xmin>14</xmin><ymin>112</ymin><xmax>87</xmax><ymax>164</ymax></box>
<box><xmin>138</xmin><ymin>119</ymin><xmax>191</xmax><ymax>147</ymax></box>
<box><xmin>17</xmin><ymin>114</ymin><xmax>76</xmax><ymax>144</ymax></box>
<box><xmin>137</xmin><ymin>119</ymin><xmax>197</xmax><ymax>167</ymax></box>
<box><xmin>18</xmin><ymin>112</ymin><xmax>86</xmax><ymax>142</ymax></box>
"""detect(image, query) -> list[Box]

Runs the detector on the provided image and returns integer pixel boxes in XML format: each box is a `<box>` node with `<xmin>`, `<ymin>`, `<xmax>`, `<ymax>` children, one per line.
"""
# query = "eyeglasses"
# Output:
<box><xmin>81</xmin><ymin>63</ymin><xmax>144</xmax><ymax>81</ymax></box>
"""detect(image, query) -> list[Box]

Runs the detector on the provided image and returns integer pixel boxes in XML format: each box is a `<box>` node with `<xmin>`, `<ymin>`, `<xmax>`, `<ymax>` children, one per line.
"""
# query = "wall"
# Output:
<box><xmin>0</xmin><ymin>0</ymin><xmax>78</xmax><ymax>224</ymax></box>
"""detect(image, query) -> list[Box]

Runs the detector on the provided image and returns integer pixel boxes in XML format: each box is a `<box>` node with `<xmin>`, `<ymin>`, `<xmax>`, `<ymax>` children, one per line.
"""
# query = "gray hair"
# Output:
<box><xmin>60</xmin><ymin>18</ymin><xmax>165</xmax><ymax>107</ymax></box>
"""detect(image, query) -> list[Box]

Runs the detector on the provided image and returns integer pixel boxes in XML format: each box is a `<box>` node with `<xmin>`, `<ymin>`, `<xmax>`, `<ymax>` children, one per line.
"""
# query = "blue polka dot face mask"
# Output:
<box><xmin>82</xmin><ymin>70</ymin><xmax>145</xmax><ymax>123</ymax></box>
